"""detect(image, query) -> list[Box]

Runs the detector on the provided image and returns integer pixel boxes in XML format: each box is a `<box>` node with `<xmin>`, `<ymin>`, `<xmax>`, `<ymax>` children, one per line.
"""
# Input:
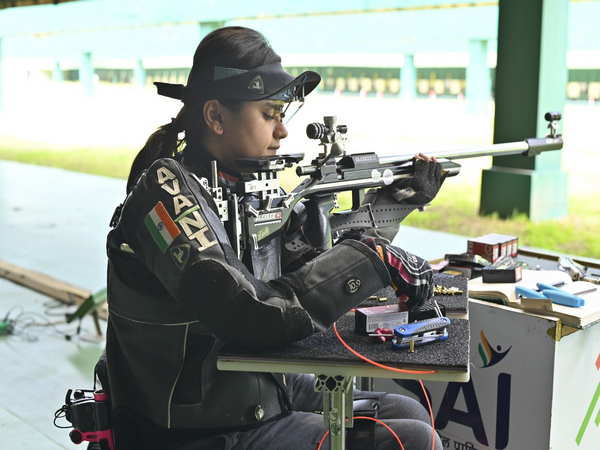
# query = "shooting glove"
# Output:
<box><xmin>388</xmin><ymin>157</ymin><xmax>446</xmax><ymax>205</ymax></box>
<box><xmin>362</xmin><ymin>237</ymin><xmax>434</xmax><ymax>310</ymax></box>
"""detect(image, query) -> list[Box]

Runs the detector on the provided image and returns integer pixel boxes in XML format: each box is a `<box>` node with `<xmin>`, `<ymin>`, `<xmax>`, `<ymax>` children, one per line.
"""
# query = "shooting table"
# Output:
<box><xmin>218</xmin><ymin>281</ymin><xmax>470</xmax><ymax>450</ymax></box>
<box><xmin>374</xmin><ymin>250</ymin><xmax>600</xmax><ymax>450</ymax></box>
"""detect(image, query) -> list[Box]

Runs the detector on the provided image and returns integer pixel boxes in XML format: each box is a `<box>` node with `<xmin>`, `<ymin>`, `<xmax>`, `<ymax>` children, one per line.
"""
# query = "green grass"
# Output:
<box><xmin>0</xmin><ymin>138</ymin><xmax>138</xmax><ymax>179</ymax></box>
<box><xmin>399</xmin><ymin>182</ymin><xmax>600</xmax><ymax>259</ymax></box>
<box><xmin>1</xmin><ymin>138</ymin><xmax>598</xmax><ymax>259</ymax></box>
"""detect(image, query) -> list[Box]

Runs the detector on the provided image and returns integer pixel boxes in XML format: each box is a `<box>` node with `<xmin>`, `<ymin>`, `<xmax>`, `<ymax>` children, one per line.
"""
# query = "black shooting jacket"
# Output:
<box><xmin>105</xmin><ymin>147</ymin><xmax>395</xmax><ymax>434</ymax></box>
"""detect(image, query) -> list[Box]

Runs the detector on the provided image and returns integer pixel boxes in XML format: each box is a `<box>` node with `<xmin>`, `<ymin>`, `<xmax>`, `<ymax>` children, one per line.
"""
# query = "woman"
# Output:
<box><xmin>105</xmin><ymin>26</ymin><xmax>443</xmax><ymax>449</ymax></box>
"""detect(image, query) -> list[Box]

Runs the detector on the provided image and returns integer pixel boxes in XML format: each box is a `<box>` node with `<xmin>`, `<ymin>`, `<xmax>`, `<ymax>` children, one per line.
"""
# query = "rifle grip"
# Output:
<box><xmin>303</xmin><ymin>194</ymin><xmax>336</xmax><ymax>252</ymax></box>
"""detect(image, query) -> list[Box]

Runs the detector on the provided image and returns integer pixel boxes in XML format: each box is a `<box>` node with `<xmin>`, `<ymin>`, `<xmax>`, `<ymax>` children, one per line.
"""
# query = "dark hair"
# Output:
<box><xmin>126</xmin><ymin>26</ymin><xmax>282</xmax><ymax>193</ymax></box>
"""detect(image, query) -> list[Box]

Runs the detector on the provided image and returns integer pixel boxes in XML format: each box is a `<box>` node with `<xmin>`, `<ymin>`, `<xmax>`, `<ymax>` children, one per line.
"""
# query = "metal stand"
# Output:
<box><xmin>315</xmin><ymin>375</ymin><xmax>354</xmax><ymax>450</ymax></box>
<box><xmin>358</xmin><ymin>376</ymin><xmax>373</xmax><ymax>391</ymax></box>
<box><xmin>80</xmin><ymin>310</ymin><xmax>105</xmax><ymax>343</ymax></box>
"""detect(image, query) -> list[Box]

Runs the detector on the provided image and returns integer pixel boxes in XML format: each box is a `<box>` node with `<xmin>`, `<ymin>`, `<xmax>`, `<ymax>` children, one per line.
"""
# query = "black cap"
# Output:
<box><xmin>154</xmin><ymin>62</ymin><xmax>320</xmax><ymax>105</ymax></box>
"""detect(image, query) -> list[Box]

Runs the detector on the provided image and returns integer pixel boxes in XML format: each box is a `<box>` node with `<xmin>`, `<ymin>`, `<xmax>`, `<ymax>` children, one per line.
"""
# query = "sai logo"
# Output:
<box><xmin>478</xmin><ymin>330</ymin><xmax>512</xmax><ymax>368</ymax></box>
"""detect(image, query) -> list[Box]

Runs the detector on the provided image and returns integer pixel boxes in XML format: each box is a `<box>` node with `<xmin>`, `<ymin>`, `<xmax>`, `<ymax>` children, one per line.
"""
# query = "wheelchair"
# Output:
<box><xmin>55</xmin><ymin>353</ymin><xmax>142</xmax><ymax>450</ymax></box>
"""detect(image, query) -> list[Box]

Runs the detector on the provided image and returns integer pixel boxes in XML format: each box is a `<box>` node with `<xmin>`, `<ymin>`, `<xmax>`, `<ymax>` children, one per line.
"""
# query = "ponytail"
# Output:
<box><xmin>126</xmin><ymin>113</ymin><xmax>185</xmax><ymax>193</ymax></box>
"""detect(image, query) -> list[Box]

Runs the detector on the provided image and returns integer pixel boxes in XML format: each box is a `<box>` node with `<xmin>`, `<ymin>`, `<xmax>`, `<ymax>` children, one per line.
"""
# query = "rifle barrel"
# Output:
<box><xmin>378</xmin><ymin>138</ymin><xmax>558</xmax><ymax>165</ymax></box>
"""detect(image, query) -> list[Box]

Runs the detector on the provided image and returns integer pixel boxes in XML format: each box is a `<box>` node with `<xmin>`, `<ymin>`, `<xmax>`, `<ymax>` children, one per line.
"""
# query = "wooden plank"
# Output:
<box><xmin>96</xmin><ymin>303</ymin><xmax>108</xmax><ymax>321</ymax></box>
<box><xmin>0</xmin><ymin>259</ymin><xmax>91</xmax><ymax>305</ymax></box>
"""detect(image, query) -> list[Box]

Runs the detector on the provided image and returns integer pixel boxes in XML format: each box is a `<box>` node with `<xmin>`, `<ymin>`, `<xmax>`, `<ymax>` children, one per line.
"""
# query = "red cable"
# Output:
<box><xmin>317</xmin><ymin>416</ymin><xmax>405</xmax><ymax>450</ymax></box>
<box><xmin>316</xmin><ymin>428</ymin><xmax>328</xmax><ymax>450</ymax></box>
<box><xmin>419</xmin><ymin>379</ymin><xmax>436</xmax><ymax>450</ymax></box>
<box><xmin>356</xmin><ymin>417</ymin><xmax>405</xmax><ymax>450</ymax></box>
<box><xmin>332</xmin><ymin>322</ymin><xmax>438</xmax><ymax>450</ymax></box>
<box><xmin>332</xmin><ymin>322</ymin><xmax>437</xmax><ymax>375</ymax></box>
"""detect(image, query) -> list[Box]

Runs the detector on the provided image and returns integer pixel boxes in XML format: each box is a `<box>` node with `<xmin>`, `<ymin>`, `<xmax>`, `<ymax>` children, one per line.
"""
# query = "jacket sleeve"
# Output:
<box><xmin>119</xmin><ymin>159</ymin><xmax>391</xmax><ymax>348</ymax></box>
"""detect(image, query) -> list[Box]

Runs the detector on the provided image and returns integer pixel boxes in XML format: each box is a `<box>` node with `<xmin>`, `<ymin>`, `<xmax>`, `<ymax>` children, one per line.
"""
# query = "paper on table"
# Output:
<box><xmin>468</xmin><ymin>270</ymin><xmax>572</xmax><ymax>304</ymax></box>
<box><xmin>520</xmin><ymin>281</ymin><xmax>600</xmax><ymax>328</ymax></box>
<box><xmin>469</xmin><ymin>271</ymin><xmax>600</xmax><ymax>328</ymax></box>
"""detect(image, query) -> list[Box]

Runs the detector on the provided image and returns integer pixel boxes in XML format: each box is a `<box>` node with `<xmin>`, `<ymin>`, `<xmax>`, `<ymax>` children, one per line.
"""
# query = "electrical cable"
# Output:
<box><xmin>332</xmin><ymin>322</ymin><xmax>437</xmax><ymax>450</ymax></box>
<box><xmin>2</xmin><ymin>305</ymin><xmax>23</xmax><ymax>321</ymax></box>
<box><xmin>332</xmin><ymin>323</ymin><xmax>437</xmax><ymax>375</ymax></box>
<box><xmin>419</xmin><ymin>379</ymin><xmax>436</xmax><ymax>450</ymax></box>
<box><xmin>317</xmin><ymin>416</ymin><xmax>405</xmax><ymax>450</ymax></box>
<box><xmin>43</xmin><ymin>299</ymin><xmax>75</xmax><ymax>317</ymax></box>
<box><xmin>54</xmin><ymin>404</ymin><xmax>72</xmax><ymax>429</ymax></box>
<box><xmin>2</xmin><ymin>307</ymin><xmax>83</xmax><ymax>341</ymax></box>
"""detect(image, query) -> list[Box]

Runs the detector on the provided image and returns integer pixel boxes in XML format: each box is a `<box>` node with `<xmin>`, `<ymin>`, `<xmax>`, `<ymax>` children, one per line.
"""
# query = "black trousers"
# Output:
<box><xmin>166</xmin><ymin>374</ymin><xmax>442</xmax><ymax>450</ymax></box>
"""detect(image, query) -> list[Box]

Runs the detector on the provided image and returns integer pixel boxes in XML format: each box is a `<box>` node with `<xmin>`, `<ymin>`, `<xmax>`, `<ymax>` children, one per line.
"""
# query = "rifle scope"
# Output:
<box><xmin>306</xmin><ymin>122</ymin><xmax>348</xmax><ymax>140</ymax></box>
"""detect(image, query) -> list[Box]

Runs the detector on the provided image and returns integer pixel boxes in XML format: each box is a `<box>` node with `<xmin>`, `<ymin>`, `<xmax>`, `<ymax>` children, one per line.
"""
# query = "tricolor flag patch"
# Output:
<box><xmin>144</xmin><ymin>201</ymin><xmax>180</xmax><ymax>252</ymax></box>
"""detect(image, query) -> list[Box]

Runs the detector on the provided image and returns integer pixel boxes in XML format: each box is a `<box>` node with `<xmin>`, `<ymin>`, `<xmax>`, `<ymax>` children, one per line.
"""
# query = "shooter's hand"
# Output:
<box><xmin>362</xmin><ymin>237</ymin><xmax>434</xmax><ymax>311</ymax></box>
<box><xmin>387</xmin><ymin>153</ymin><xmax>446</xmax><ymax>205</ymax></box>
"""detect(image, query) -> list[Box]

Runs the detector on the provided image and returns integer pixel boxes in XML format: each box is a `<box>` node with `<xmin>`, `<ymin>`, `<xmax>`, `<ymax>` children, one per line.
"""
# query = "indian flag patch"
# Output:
<box><xmin>144</xmin><ymin>201</ymin><xmax>180</xmax><ymax>252</ymax></box>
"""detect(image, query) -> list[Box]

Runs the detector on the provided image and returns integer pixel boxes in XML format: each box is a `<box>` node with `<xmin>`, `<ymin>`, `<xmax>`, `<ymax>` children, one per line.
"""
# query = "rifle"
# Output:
<box><xmin>201</xmin><ymin>112</ymin><xmax>563</xmax><ymax>258</ymax></box>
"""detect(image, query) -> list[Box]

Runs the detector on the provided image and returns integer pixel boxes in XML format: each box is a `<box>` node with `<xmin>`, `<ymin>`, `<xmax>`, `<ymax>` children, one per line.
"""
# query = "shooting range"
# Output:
<box><xmin>1</xmin><ymin>1</ymin><xmax>599</xmax><ymax>449</ymax></box>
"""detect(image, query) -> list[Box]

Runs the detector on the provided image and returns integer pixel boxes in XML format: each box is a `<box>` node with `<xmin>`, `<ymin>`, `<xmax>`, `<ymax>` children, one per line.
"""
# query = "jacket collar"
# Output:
<box><xmin>178</xmin><ymin>143</ymin><xmax>249</xmax><ymax>189</ymax></box>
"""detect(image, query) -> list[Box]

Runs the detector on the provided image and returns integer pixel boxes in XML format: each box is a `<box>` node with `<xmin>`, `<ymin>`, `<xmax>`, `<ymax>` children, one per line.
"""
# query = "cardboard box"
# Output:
<box><xmin>355</xmin><ymin>305</ymin><xmax>408</xmax><ymax>334</ymax></box>
<box><xmin>442</xmin><ymin>264</ymin><xmax>479</xmax><ymax>279</ymax></box>
<box><xmin>490</xmin><ymin>237</ymin><xmax>508</xmax><ymax>258</ymax></box>
<box><xmin>481</xmin><ymin>264</ymin><xmax>523</xmax><ymax>283</ymax></box>
<box><xmin>486</xmin><ymin>233</ymin><xmax>519</xmax><ymax>257</ymax></box>
<box><xmin>467</xmin><ymin>234</ymin><xmax>519</xmax><ymax>262</ymax></box>
<box><xmin>467</xmin><ymin>237</ymin><xmax>500</xmax><ymax>263</ymax></box>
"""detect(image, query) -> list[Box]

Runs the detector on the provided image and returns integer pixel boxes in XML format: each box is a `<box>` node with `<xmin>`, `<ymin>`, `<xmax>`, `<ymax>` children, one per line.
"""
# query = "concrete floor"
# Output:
<box><xmin>0</xmin><ymin>161</ymin><xmax>124</xmax><ymax>449</ymax></box>
<box><xmin>0</xmin><ymin>160</ymin><xmax>468</xmax><ymax>449</ymax></box>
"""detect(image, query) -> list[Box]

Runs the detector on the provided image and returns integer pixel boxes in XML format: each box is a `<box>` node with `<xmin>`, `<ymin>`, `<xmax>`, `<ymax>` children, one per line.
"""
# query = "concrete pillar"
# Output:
<box><xmin>400</xmin><ymin>54</ymin><xmax>416</xmax><ymax>100</ymax></box>
<box><xmin>466</xmin><ymin>39</ymin><xmax>491</xmax><ymax>115</ymax></box>
<box><xmin>133</xmin><ymin>59</ymin><xmax>146</xmax><ymax>89</ymax></box>
<box><xmin>480</xmin><ymin>0</ymin><xmax>569</xmax><ymax>220</ymax></box>
<box><xmin>52</xmin><ymin>61</ymin><xmax>64</xmax><ymax>82</ymax></box>
<box><xmin>79</xmin><ymin>51</ymin><xmax>94</xmax><ymax>97</ymax></box>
